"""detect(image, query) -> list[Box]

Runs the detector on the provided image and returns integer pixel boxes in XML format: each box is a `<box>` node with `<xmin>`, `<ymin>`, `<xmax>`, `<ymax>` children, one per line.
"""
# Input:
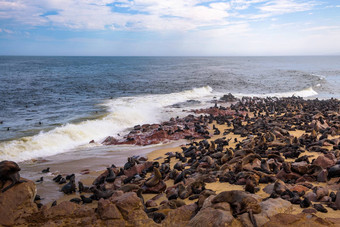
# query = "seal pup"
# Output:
<box><xmin>0</xmin><ymin>160</ymin><xmax>26</xmax><ymax>192</ymax></box>
<box><xmin>212</xmin><ymin>190</ymin><xmax>261</xmax><ymax>227</ymax></box>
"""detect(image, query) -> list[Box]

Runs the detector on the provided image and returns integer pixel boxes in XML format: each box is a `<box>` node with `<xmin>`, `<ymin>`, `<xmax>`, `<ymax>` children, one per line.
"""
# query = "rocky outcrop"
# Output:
<box><xmin>0</xmin><ymin>178</ymin><xmax>38</xmax><ymax>226</ymax></box>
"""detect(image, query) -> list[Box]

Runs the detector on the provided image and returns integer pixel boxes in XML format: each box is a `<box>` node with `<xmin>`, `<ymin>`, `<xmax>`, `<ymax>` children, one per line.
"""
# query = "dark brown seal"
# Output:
<box><xmin>0</xmin><ymin>160</ymin><xmax>26</xmax><ymax>192</ymax></box>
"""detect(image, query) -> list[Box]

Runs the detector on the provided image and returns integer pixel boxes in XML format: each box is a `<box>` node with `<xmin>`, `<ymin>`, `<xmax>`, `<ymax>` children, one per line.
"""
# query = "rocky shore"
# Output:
<box><xmin>1</xmin><ymin>95</ymin><xmax>340</xmax><ymax>226</ymax></box>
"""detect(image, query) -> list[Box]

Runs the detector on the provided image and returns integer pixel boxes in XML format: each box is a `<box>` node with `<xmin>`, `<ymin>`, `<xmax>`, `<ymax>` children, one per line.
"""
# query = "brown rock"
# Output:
<box><xmin>314</xmin><ymin>155</ymin><xmax>335</xmax><ymax>169</ymax></box>
<box><xmin>291</xmin><ymin>161</ymin><xmax>309</xmax><ymax>175</ymax></box>
<box><xmin>264</xmin><ymin>213</ymin><xmax>337</xmax><ymax>227</ymax></box>
<box><xmin>289</xmin><ymin>185</ymin><xmax>309</xmax><ymax>193</ymax></box>
<box><xmin>111</xmin><ymin>192</ymin><xmax>143</xmax><ymax>219</ymax></box>
<box><xmin>317</xmin><ymin>169</ymin><xmax>328</xmax><ymax>182</ymax></box>
<box><xmin>163</xmin><ymin>203</ymin><xmax>197</xmax><ymax>227</ymax></box>
<box><xmin>43</xmin><ymin>201</ymin><xmax>81</xmax><ymax>218</ymax></box>
<box><xmin>313</xmin><ymin>186</ymin><xmax>329</xmax><ymax>200</ymax></box>
<box><xmin>0</xmin><ymin>179</ymin><xmax>38</xmax><ymax>226</ymax></box>
<box><xmin>124</xmin><ymin>162</ymin><xmax>153</xmax><ymax>178</ymax></box>
<box><xmin>211</xmin><ymin>202</ymin><xmax>231</xmax><ymax>211</ymax></box>
<box><xmin>304</xmin><ymin>192</ymin><xmax>317</xmax><ymax>202</ymax></box>
<box><xmin>97</xmin><ymin>199</ymin><xmax>123</xmax><ymax>220</ymax></box>
<box><xmin>188</xmin><ymin>207</ymin><xmax>234</xmax><ymax>227</ymax></box>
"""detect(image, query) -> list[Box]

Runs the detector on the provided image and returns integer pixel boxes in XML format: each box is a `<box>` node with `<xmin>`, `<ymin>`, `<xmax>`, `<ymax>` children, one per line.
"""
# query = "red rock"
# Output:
<box><xmin>97</xmin><ymin>199</ymin><xmax>123</xmax><ymax>220</ymax></box>
<box><xmin>314</xmin><ymin>155</ymin><xmax>335</xmax><ymax>169</ymax></box>
<box><xmin>289</xmin><ymin>185</ymin><xmax>309</xmax><ymax>193</ymax></box>
<box><xmin>124</xmin><ymin>162</ymin><xmax>153</xmax><ymax>178</ymax></box>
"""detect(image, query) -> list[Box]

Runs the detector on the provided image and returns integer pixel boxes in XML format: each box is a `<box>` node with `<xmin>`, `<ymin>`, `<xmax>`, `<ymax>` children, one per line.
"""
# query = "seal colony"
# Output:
<box><xmin>1</xmin><ymin>95</ymin><xmax>340</xmax><ymax>226</ymax></box>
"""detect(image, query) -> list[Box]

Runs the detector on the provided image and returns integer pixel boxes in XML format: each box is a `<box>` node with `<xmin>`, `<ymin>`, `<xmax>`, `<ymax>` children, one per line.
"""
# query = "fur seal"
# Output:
<box><xmin>42</xmin><ymin>167</ymin><xmax>50</xmax><ymax>173</ymax></box>
<box><xmin>0</xmin><ymin>160</ymin><xmax>26</xmax><ymax>192</ymax></box>
<box><xmin>61</xmin><ymin>175</ymin><xmax>76</xmax><ymax>194</ymax></box>
<box><xmin>212</xmin><ymin>190</ymin><xmax>261</xmax><ymax>227</ymax></box>
<box><xmin>145</xmin><ymin>167</ymin><xmax>162</xmax><ymax>187</ymax></box>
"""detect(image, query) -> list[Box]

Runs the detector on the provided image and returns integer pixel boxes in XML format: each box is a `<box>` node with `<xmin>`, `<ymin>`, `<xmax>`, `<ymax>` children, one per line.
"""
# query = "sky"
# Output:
<box><xmin>0</xmin><ymin>0</ymin><xmax>340</xmax><ymax>56</ymax></box>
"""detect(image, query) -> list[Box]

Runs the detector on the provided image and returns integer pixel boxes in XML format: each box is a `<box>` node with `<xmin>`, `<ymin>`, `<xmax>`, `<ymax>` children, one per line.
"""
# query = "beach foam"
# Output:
<box><xmin>0</xmin><ymin>86</ymin><xmax>214</xmax><ymax>162</ymax></box>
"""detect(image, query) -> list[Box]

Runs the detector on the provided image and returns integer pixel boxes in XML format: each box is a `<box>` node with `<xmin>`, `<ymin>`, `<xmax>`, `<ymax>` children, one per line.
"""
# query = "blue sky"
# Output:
<box><xmin>0</xmin><ymin>0</ymin><xmax>339</xmax><ymax>56</ymax></box>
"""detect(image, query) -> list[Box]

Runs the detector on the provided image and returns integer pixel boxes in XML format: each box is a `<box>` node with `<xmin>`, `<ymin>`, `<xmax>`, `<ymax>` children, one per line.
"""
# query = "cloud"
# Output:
<box><xmin>0</xmin><ymin>0</ymin><xmax>318</xmax><ymax>31</ymax></box>
<box><xmin>303</xmin><ymin>26</ymin><xmax>340</xmax><ymax>32</ymax></box>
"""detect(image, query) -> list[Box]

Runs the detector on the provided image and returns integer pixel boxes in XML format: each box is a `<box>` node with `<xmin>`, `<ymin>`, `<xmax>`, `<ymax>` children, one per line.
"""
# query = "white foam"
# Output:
<box><xmin>0</xmin><ymin>86</ymin><xmax>214</xmax><ymax>162</ymax></box>
<box><xmin>234</xmin><ymin>87</ymin><xmax>318</xmax><ymax>98</ymax></box>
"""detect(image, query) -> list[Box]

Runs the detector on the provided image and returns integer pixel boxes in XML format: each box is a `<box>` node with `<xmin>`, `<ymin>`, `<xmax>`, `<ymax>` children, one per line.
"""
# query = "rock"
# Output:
<box><xmin>43</xmin><ymin>201</ymin><xmax>82</xmax><ymax>218</ymax></box>
<box><xmin>289</xmin><ymin>184</ymin><xmax>309</xmax><ymax>193</ymax></box>
<box><xmin>302</xmin><ymin>208</ymin><xmax>317</xmax><ymax>214</ymax></box>
<box><xmin>313</xmin><ymin>186</ymin><xmax>329</xmax><ymax>201</ymax></box>
<box><xmin>163</xmin><ymin>203</ymin><xmax>197</xmax><ymax>227</ymax></box>
<box><xmin>263</xmin><ymin>213</ymin><xmax>337</xmax><ymax>227</ymax></box>
<box><xmin>335</xmin><ymin>191</ymin><xmax>340</xmax><ymax>209</ymax></box>
<box><xmin>291</xmin><ymin>162</ymin><xmax>309</xmax><ymax>175</ymax></box>
<box><xmin>188</xmin><ymin>207</ymin><xmax>235</xmax><ymax>227</ymax></box>
<box><xmin>0</xmin><ymin>179</ymin><xmax>38</xmax><ymax>226</ymax></box>
<box><xmin>110</xmin><ymin>192</ymin><xmax>144</xmax><ymax>219</ymax></box>
<box><xmin>211</xmin><ymin>202</ymin><xmax>231</xmax><ymax>211</ymax></box>
<box><xmin>304</xmin><ymin>192</ymin><xmax>317</xmax><ymax>202</ymax></box>
<box><xmin>124</xmin><ymin>162</ymin><xmax>153</xmax><ymax>178</ymax></box>
<box><xmin>97</xmin><ymin>199</ymin><xmax>123</xmax><ymax>220</ymax></box>
<box><xmin>239</xmin><ymin>198</ymin><xmax>292</xmax><ymax>227</ymax></box>
<box><xmin>314</xmin><ymin>155</ymin><xmax>335</xmax><ymax>169</ymax></box>
<box><xmin>317</xmin><ymin>169</ymin><xmax>328</xmax><ymax>182</ymax></box>
<box><xmin>263</xmin><ymin>183</ymin><xmax>274</xmax><ymax>194</ymax></box>
<box><xmin>273</xmin><ymin>180</ymin><xmax>287</xmax><ymax>195</ymax></box>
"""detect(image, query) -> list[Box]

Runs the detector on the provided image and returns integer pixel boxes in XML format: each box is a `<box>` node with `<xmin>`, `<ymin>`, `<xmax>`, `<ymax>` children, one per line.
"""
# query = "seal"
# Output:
<box><xmin>61</xmin><ymin>175</ymin><xmax>76</xmax><ymax>194</ymax></box>
<box><xmin>145</xmin><ymin>167</ymin><xmax>162</xmax><ymax>187</ymax></box>
<box><xmin>212</xmin><ymin>190</ymin><xmax>261</xmax><ymax>227</ymax></box>
<box><xmin>0</xmin><ymin>160</ymin><xmax>26</xmax><ymax>192</ymax></box>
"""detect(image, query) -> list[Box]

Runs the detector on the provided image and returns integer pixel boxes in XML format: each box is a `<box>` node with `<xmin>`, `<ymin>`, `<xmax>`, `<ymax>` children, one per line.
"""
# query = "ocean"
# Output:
<box><xmin>0</xmin><ymin>56</ymin><xmax>339</xmax><ymax>163</ymax></box>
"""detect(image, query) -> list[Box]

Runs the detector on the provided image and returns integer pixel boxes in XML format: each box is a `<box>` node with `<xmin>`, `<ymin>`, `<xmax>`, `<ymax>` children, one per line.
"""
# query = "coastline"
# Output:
<box><xmin>1</xmin><ymin>95</ymin><xmax>340</xmax><ymax>226</ymax></box>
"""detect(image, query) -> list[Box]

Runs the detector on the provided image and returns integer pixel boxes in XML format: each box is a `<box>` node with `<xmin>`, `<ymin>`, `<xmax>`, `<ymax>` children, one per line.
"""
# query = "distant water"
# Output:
<box><xmin>0</xmin><ymin>56</ymin><xmax>339</xmax><ymax>162</ymax></box>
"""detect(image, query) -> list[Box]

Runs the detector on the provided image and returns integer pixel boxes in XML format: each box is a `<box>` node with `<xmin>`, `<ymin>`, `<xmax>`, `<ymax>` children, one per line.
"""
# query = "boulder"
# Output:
<box><xmin>188</xmin><ymin>207</ymin><xmax>235</xmax><ymax>227</ymax></box>
<box><xmin>97</xmin><ymin>199</ymin><xmax>123</xmax><ymax>220</ymax></box>
<box><xmin>0</xmin><ymin>179</ymin><xmax>38</xmax><ymax>226</ymax></box>
<box><xmin>314</xmin><ymin>156</ymin><xmax>335</xmax><ymax>169</ymax></box>
<box><xmin>291</xmin><ymin>162</ymin><xmax>309</xmax><ymax>175</ymax></box>
<box><xmin>162</xmin><ymin>203</ymin><xmax>197</xmax><ymax>227</ymax></box>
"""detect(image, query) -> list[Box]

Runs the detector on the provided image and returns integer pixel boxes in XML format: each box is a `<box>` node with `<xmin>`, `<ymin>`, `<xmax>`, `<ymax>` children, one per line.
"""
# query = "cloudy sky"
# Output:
<box><xmin>0</xmin><ymin>0</ymin><xmax>339</xmax><ymax>55</ymax></box>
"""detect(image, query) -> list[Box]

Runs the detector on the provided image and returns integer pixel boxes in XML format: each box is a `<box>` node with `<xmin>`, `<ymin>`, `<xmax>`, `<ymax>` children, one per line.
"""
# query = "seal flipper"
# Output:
<box><xmin>248</xmin><ymin>209</ymin><xmax>258</xmax><ymax>227</ymax></box>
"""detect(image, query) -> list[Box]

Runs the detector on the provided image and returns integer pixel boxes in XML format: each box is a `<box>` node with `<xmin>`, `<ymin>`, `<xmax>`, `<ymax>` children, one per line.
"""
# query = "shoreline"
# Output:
<box><xmin>1</xmin><ymin>95</ymin><xmax>340</xmax><ymax>226</ymax></box>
